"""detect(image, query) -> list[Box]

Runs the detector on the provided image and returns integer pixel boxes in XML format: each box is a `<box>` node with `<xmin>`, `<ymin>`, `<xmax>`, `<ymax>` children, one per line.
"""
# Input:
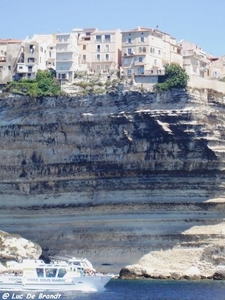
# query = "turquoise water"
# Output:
<box><xmin>1</xmin><ymin>279</ymin><xmax>225</xmax><ymax>300</ymax></box>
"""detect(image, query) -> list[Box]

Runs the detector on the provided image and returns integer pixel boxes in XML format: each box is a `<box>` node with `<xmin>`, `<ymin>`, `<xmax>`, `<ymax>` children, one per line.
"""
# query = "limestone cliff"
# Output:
<box><xmin>0</xmin><ymin>230</ymin><xmax>41</xmax><ymax>260</ymax></box>
<box><xmin>0</xmin><ymin>86</ymin><xmax>225</xmax><ymax>277</ymax></box>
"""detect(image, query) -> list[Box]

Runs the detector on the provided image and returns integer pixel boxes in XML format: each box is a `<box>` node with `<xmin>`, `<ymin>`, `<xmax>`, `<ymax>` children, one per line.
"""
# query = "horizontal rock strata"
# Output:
<box><xmin>0</xmin><ymin>87</ymin><xmax>225</xmax><ymax>275</ymax></box>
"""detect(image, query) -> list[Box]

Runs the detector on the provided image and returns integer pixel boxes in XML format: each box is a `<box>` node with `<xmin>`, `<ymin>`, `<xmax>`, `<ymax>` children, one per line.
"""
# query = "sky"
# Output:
<box><xmin>1</xmin><ymin>0</ymin><xmax>225</xmax><ymax>57</ymax></box>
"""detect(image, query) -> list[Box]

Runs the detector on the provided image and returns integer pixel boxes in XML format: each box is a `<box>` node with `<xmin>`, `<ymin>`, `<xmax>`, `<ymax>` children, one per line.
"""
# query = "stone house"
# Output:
<box><xmin>0</xmin><ymin>39</ymin><xmax>23</xmax><ymax>84</ymax></box>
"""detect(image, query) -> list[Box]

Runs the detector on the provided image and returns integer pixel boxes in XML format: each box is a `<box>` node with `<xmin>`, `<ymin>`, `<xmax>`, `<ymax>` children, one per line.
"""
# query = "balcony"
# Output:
<box><xmin>95</xmin><ymin>39</ymin><xmax>111</xmax><ymax>43</ymax></box>
<box><xmin>135</xmin><ymin>60</ymin><xmax>145</xmax><ymax>66</ymax></box>
<box><xmin>123</xmin><ymin>52</ymin><xmax>135</xmax><ymax>57</ymax></box>
<box><xmin>56</xmin><ymin>46</ymin><xmax>75</xmax><ymax>52</ymax></box>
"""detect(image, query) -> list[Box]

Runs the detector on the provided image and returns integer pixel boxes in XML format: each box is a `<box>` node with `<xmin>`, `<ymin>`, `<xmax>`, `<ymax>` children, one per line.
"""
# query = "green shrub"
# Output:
<box><xmin>3</xmin><ymin>70</ymin><xmax>61</xmax><ymax>97</ymax></box>
<box><xmin>155</xmin><ymin>63</ymin><xmax>189</xmax><ymax>92</ymax></box>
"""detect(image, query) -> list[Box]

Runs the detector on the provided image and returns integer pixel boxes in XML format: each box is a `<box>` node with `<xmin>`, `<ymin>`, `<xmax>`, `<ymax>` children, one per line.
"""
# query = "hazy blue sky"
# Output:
<box><xmin>1</xmin><ymin>0</ymin><xmax>224</xmax><ymax>56</ymax></box>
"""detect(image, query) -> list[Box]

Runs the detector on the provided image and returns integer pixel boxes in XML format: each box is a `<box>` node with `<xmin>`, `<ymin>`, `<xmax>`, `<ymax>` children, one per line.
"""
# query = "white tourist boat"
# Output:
<box><xmin>0</xmin><ymin>256</ymin><xmax>114</xmax><ymax>291</ymax></box>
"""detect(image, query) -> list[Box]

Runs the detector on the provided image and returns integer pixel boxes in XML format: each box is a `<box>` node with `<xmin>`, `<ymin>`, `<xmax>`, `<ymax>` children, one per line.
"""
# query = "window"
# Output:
<box><xmin>96</xmin><ymin>35</ymin><xmax>102</xmax><ymax>42</ymax></box>
<box><xmin>8</xmin><ymin>65</ymin><xmax>11</xmax><ymax>70</ymax></box>
<box><xmin>105</xmin><ymin>54</ymin><xmax>109</xmax><ymax>61</ymax></box>
<box><xmin>97</xmin><ymin>54</ymin><xmax>100</xmax><ymax>61</ymax></box>
<box><xmin>142</xmin><ymin>47</ymin><xmax>146</xmax><ymax>53</ymax></box>
<box><xmin>105</xmin><ymin>44</ymin><xmax>109</xmax><ymax>52</ymax></box>
<box><xmin>138</xmin><ymin>67</ymin><xmax>144</xmax><ymax>75</ymax></box>
<box><xmin>158</xmin><ymin>50</ymin><xmax>161</xmax><ymax>55</ymax></box>
<box><xmin>138</xmin><ymin>56</ymin><xmax>143</xmax><ymax>62</ymax></box>
<box><xmin>97</xmin><ymin>45</ymin><xmax>100</xmax><ymax>52</ymax></box>
<box><xmin>150</xmin><ymin>47</ymin><xmax>155</xmax><ymax>54</ymax></box>
<box><xmin>128</xmin><ymin>48</ymin><xmax>132</xmax><ymax>54</ymax></box>
<box><xmin>105</xmin><ymin>64</ymin><xmax>109</xmax><ymax>70</ymax></box>
<box><xmin>127</xmin><ymin>69</ymin><xmax>132</xmax><ymax>75</ymax></box>
<box><xmin>139</xmin><ymin>47</ymin><xmax>142</xmax><ymax>53</ymax></box>
<box><xmin>154</xmin><ymin>59</ymin><xmax>157</xmax><ymax>65</ymax></box>
<box><xmin>140</xmin><ymin>36</ymin><xmax>145</xmax><ymax>43</ymax></box>
<box><xmin>83</xmin><ymin>45</ymin><xmax>86</xmax><ymax>50</ymax></box>
<box><xmin>29</xmin><ymin>45</ymin><xmax>34</xmax><ymax>54</ymax></box>
<box><xmin>45</xmin><ymin>268</ymin><xmax>57</xmax><ymax>278</ymax></box>
<box><xmin>28</xmin><ymin>57</ymin><xmax>35</xmax><ymax>63</ymax></box>
<box><xmin>123</xmin><ymin>58</ymin><xmax>128</xmax><ymax>65</ymax></box>
<box><xmin>40</xmin><ymin>46</ymin><xmax>43</xmax><ymax>52</ymax></box>
<box><xmin>58</xmin><ymin>268</ymin><xmax>67</xmax><ymax>278</ymax></box>
<box><xmin>28</xmin><ymin>66</ymin><xmax>32</xmax><ymax>72</ymax></box>
<box><xmin>127</xmin><ymin>38</ymin><xmax>132</xmax><ymax>43</ymax></box>
<box><xmin>83</xmin><ymin>55</ymin><xmax>86</xmax><ymax>63</ymax></box>
<box><xmin>105</xmin><ymin>35</ymin><xmax>110</xmax><ymax>42</ymax></box>
<box><xmin>96</xmin><ymin>65</ymin><xmax>101</xmax><ymax>70</ymax></box>
<box><xmin>36</xmin><ymin>268</ymin><xmax>44</xmax><ymax>278</ymax></box>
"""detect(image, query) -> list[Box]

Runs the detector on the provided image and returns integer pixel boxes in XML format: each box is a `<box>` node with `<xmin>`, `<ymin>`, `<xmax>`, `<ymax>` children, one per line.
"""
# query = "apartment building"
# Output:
<box><xmin>0</xmin><ymin>39</ymin><xmax>23</xmax><ymax>84</ymax></box>
<box><xmin>208</xmin><ymin>55</ymin><xmax>225</xmax><ymax>79</ymax></box>
<box><xmin>121</xmin><ymin>27</ymin><xmax>182</xmax><ymax>76</ymax></box>
<box><xmin>76</xmin><ymin>28</ymin><xmax>96</xmax><ymax>72</ymax></box>
<box><xmin>46</xmin><ymin>35</ymin><xmax>56</xmax><ymax>72</ymax></box>
<box><xmin>16</xmin><ymin>34</ymin><xmax>55</xmax><ymax>80</ymax></box>
<box><xmin>56</xmin><ymin>30</ymin><xmax>79</xmax><ymax>81</ymax></box>
<box><xmin>179</xmin><ymin>40</ymin><xmax>210</xmax><ymax>78</ymax></box>
<box><xmin>89</xmin><ymin>29</ymin><xmax>122</xmax><ymax>73</ymax></box>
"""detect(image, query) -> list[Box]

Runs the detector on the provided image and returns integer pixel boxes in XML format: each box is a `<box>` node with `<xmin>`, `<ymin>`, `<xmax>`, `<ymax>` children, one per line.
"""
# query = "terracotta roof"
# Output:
<box><xmin>0</xmin><ymin>38</ymin><xmax>22</xmax><ymax>44</ymax></box>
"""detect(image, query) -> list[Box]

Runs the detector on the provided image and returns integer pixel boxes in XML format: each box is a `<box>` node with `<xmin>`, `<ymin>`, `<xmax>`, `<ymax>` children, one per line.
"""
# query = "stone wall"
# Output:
<box><xmin>188</xmin><ymin>74</ymin><xmax>225</xmax><ymax>94</ymax></box>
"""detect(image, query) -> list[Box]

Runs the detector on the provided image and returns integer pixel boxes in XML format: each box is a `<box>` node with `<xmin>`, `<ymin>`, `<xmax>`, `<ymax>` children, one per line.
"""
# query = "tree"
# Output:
<box><xmin>155</xmin><ymin>63</ymin><xmax>189</xmax><ymax>92</ymax></box>
<box><xmin>3</xmin><ymin>70</ymin><xmax>61</xmax><ymax>97</ymax></box>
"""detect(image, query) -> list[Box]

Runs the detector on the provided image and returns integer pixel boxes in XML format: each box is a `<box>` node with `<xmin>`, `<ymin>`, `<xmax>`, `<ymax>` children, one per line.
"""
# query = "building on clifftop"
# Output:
<box><xmin>121</xmin><ymin>27</ymin><xmax>182</xmax><ymax>77</ymax></box>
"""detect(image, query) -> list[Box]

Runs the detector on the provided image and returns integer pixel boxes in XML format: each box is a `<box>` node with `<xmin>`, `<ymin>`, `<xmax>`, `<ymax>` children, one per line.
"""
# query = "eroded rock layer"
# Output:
<box><xmin>1</xmin><ymin>88</ymin><xmax>225</xmax><ymax>275</ymax></box>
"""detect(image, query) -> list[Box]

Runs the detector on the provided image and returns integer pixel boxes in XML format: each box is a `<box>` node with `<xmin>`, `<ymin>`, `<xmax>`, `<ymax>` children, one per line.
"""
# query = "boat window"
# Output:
<box><xmin>45</xmin><ymin>268</ymin><xmax>57</xmax><ymax>278</ymax></box>
<box><xmin>57</xmin><ymin>268</ymin><xmax>67</xmax><ymax>278</ymax></box>
<box><xmin>36</xmin><ymin>268</ymin><xmax>44</xmax><ymax>277</ymax></box>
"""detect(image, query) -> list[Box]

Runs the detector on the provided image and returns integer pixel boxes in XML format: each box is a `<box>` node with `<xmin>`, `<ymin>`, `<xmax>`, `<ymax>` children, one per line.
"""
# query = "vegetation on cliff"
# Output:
<box><xmin>3</xmin><ymin>70</ymin><xmax>61</xmax><ymax>97</ymax></box>
<box><xmin>155</xmin><ymin>63</ymin><xmax>189</xmax><ymax>92</ymax></box>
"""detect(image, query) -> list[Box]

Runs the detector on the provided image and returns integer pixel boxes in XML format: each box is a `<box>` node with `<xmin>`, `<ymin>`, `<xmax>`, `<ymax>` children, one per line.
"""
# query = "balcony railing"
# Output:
<box><xmin>134</xmin><ymin>61</ymin><xmax>145</xmax><ymax>66</ymax></box>
<box><xmin>95</xmin><ymin>39</ymin><xmax>111</xmax><ymax>43</ymax></box>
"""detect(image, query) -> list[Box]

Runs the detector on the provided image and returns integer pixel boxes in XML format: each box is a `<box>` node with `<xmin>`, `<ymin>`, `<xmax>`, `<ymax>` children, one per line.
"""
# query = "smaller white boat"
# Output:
<box><xmin>0</xmin><ymin>257</ymin><xmax>114</xmax><ymax>291</ymax></box>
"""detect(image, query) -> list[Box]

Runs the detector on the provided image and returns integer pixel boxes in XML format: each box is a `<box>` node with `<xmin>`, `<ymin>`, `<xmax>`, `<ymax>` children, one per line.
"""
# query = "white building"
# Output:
<box><xmin>16</xmin><ymin>34</ymin><xmax>55</xmax><ymax>80</ymax></box>
<box><xmin>179</xmin><ymin>40</ymin><xmax>210</xmax><ymax>78</ymax></box>
<box><xmin>56</xmin><ymin>30</ymin><xmax>79</xmax><ymax>81</ymax></box>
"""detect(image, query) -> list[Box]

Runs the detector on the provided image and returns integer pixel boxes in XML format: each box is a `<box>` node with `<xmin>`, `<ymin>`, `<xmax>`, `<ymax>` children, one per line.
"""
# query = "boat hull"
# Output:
<box><xmin>20</xmin><ymin>275</ymin><xmax>112</xmax><ymax>291</ymax></box>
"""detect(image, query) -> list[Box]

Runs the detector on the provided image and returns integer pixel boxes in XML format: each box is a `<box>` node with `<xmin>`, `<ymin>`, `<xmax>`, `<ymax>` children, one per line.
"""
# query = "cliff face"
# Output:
<box><xmin>0</xmin><ymin>87</ymin><xmax>225</xmax><ymax>275</ymax></box>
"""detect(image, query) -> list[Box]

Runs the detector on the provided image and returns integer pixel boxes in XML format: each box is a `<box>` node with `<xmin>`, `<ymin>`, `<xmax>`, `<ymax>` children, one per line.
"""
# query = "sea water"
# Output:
<box><xmin>0</xmin><ymin>279</ymin><xmax>225</xmax><ymax>300</ymax></box>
